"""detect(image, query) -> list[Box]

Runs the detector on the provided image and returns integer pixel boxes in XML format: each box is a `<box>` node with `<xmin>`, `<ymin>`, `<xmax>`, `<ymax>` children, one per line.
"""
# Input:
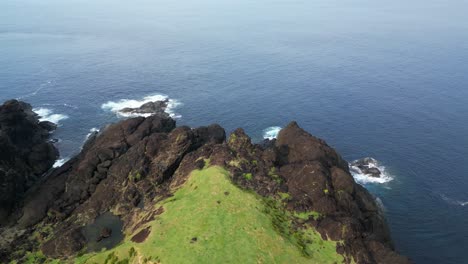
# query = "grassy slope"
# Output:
<box><xmin>75</xmin><ymin>166</ymin><xmax>343</xmax><ymax>264</ymax></box>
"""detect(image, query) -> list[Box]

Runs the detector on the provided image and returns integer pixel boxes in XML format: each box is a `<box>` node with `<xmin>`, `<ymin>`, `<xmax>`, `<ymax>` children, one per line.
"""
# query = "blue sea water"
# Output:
<box><xmin>1</xmin><ymin>0</ymin><xmax>468</xmax><ymax>262</ymax></box>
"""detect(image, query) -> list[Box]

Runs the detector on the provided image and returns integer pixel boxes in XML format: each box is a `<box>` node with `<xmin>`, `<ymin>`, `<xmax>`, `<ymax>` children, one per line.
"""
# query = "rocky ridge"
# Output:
<box><xmin>0</xmin><ymin>100</ymin><xmax>410</xmax><ymax>263</ymax></box>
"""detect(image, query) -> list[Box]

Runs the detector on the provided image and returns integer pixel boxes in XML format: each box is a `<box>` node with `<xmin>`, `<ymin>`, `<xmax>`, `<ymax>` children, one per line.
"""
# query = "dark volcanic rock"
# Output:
<box><xmin>41</xmin><ymin>228</ymin><xmax>86</xmax><ymax>258</ymax></box>
<box><xmin>0</xmin><ymin>106</ymin><xmax>409</xmax><ymax>263</ymax></box>
<box><xmin>274</xmin><ymin>123</ymin><xmax>406</xmax><ymax>263</ymax></box>
<box><xmin>350</xmin><ymin>157</ymin><xmax>382</xmax><ymax>177</ymax></box>
<box><xmin>120</xmin><ymin>99</ymin><xmax>170</xmax><ymax>117</ymax></box>
<box><xmin>131</xmin><ymin>227</ymin><xmax>151</xmax><ymax>243</ymax></box>
<box><xmin>224</xmin><ymin>121</ymin><xmax>410</xmax><ymax>263</ymax></box>
<box><xmin>0</xmin><ymin>100</ymin><xmax>58</xmax><ymax>224</ymax></box>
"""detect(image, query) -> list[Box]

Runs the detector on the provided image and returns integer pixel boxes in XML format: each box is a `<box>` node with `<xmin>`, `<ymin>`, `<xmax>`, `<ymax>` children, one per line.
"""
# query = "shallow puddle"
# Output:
<box><xmin>81</xmin><ymin>212</ymin><xmax>124</xmax><ymax>252</ymax></box>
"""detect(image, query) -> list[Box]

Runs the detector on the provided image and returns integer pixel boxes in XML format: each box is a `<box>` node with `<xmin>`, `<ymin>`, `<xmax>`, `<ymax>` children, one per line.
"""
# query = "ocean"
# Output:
<box><xmin>1</xmin><ymin>0</ymin><xmax>468</xmax><ymax>263</ymax></box>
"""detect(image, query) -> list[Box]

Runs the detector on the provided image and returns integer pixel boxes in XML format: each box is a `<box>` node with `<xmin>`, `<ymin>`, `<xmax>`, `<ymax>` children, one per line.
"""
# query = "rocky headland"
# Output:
<box><xmin>0</xmin><ymin>100</ymin><xmax>410</xmax><ymax>264</ymax></box>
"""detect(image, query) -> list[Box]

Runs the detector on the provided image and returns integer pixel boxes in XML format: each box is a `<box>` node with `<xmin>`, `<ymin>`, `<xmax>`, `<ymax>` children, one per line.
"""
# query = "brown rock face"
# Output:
<box><xmin>222</xmin><ymin>122</ymin><xmax>409</xmax><ymax>263</ymax></box>
<box><xmin>273</xmin><ymin>122</ymin><xmax>409</xmax><ymax>264</ymax></box>
<box><xmin>0</xmin><ymin>109</ymin><xmax>409</xmax><ymax>263</ymax></box>
<box><xmin>0</xmin><ymin>100</ymin><xmax>58</xmax><ymax>224</ymax></box>
<box><xmin>276</xmin><ymin>121</ymin><xmax>349</xmax><ymax>170</ymax></box>
<box><xmin>41</xmin><ymin>228</ymin><xmax>86</xmax><ymax>259</ymax></box>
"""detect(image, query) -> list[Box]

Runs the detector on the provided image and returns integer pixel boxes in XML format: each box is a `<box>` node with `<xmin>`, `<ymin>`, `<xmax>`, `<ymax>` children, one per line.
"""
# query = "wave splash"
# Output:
<box><xmin>101</xmin><ymin>94</ymin><xmax>181</xmax><ymax>118</ymax></box>
<box><xmin>86</xmin><ymin>128</ymin><xmax>100</xmax><ymax>140</ymax></box>
<box><xmin>53</xmin><ymin>158</ymin><xmax>69</xmax><ymax>168</ymax></box>
<box><xmin>33</xmin><ymin>107</ymin><xmax>69</xmax><ymax>125</ymax></box>
<box><xmin>349</xmin><ymin>158</ymin><xmax>394</xmax><ymax>184</ymax></box>
<box><xmin>263</xmin><ymin>126</ymin><xmax>282</xmax><ymax>140</ymax></box>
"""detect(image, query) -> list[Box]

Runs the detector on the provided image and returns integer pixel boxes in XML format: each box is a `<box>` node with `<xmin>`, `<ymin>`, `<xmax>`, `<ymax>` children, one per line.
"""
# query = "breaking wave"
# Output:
<box><xmin>101</xmin><ymin>93</ymin><xmax>182</xmax><ymax>118</ymax></box>
<box><xmin>349</xmin><ymin>158</ymin><xmax>394</xmax><ymax>184</ymax></box>
<box><xmin>86</xmin><ymin>127</ymin><xmax>100</xmax><ymax>140</ymax></box>
<box><xmin>53</xmin><ymin>158</ymin><xmax>69</xmax><ymax>168</ymax></box>
<box><xmin>263</xmin><ymin>126</ymin><xmax>281</xmax><ymax>140</ymax></box>
<box><xmin>33</xmin><ymin>107</ymin><xmax>69</xmax><ymax>125</ymax></box>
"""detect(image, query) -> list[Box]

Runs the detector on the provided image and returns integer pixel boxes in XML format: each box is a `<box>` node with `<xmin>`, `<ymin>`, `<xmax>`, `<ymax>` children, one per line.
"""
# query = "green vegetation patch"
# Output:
<box><xmin>128</xmin><ymin>170</ymin><xmax>142</xmax><ymax>183</ymax></box>
<box><xmin>268</xmin><ymin>167</ymin><xmax>282</xmax><ymax>184</ymax></box>
<box><xmin>242</xmin><ymin>172</ymin><xmax>253</xmax><ymax>180</ymax></box>
<box><xmin>76</xmin><ymin>166</ymin><xmax>343</xmax><ymax>264</ymax></box>
<box><xmin>294</xmin><ymin>211</ymin><xmax>322</xmax><ymax>221</ymax></box>
<box><xmin>278</xmin><ymin>192</ymin><xmax>291</xmax><ymax>201</ymax></box>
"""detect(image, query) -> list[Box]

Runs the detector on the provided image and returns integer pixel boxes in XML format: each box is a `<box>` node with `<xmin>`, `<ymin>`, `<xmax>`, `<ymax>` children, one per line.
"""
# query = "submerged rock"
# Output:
<box><xmin>96</xmin><ymin>227</ymin><xmax>112</xmax><ymax>242</ymax></box>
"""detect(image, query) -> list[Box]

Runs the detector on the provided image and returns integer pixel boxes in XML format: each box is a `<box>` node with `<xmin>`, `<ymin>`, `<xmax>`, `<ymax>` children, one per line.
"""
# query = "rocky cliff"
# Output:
<box><xmin>0</xmin><ymin>100</ymin><xmax>410</xmax><ymax>264</ymax></box>
<box><xmin>0</xmin><ymin>100</ymin><xmax>58</xmax><ymax>225</ymax></box>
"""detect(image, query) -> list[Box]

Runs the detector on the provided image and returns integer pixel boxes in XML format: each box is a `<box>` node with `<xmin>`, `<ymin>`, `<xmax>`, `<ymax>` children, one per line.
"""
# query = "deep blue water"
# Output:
<box><xmin>1</xmin><ymin>0</ymin><xmax>468</xmax><ymax>263</ymax></box>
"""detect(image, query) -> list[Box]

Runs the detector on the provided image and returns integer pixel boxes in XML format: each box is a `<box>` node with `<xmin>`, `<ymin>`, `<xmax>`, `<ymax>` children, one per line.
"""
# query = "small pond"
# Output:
<box><xmin>81</xmin><ymin>212</ymin><xmax>124</xmax><ymax>252</ymax></box>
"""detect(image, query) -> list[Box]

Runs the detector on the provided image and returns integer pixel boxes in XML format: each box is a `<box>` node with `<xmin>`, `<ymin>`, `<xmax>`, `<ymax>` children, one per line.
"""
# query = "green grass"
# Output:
<box><xmin>75</xmin><ymin>166</ymin><xmax>343</xmax><ymax>264</ymax></box>
<box><xmin>278</xmin><ymin>192</ymin><xmax>291</xmax><ymax>201</ymax></box>
<box><xmin>293</xmin><ymin>211</ymin><xmax>322</xmax><ymax>221</ymax></box>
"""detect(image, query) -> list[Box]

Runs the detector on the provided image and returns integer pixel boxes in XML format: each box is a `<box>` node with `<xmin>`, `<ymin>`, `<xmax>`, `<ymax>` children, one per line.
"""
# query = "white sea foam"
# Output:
<box><xmin>101</xmin><ymin>94</ymin><xmax>182</xmax><ymax>118</ymax></box>
<box><xmin>349</xmin><ymin>158</ymin><xmax>394</xmax><ymax>184</ymax></box>
<box><xmin>33</xmin><ymin>108</ymin><xmax>69</xmax><ymax>125</ymax></box>
<box><xmin>53</xmin><ymin>158</ymin><xmax>69</xmax><ymax>168</ymax></box>
<box><xmin>86</xmin><ymin>127</ymin><xmax>100</xmax><ymax>140</ymax></box>
<box><xmin>263</xmin><ymin>126</ymin><xmax>282</xmax><ymax>140</ymax></box>
<box><xmin>440</xmin><ymin>194</ymin><xmax>468</xmax><ymax>207</ymax></box>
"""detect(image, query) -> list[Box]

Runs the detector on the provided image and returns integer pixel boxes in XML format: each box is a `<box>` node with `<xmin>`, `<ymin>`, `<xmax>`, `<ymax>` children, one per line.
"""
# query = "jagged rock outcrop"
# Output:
<box><xmin>350</xmin><ymin>158</ymin><xmax>382</xmax><ymax>177</ymax></box>
<box><xmin>222</xmin><ymin>122</ymin><xmax>409</xmax><ymax>263</ymax></box>
<box><xmin>0</xmin><ymin>100</ymin><xmax>58</xmax><ymax>224</ymax></box>
<box><xmin>0</xmin><ymin>103</ymin><xmax>409</xmax><ymax>263</ymax></box>
<box><xmin>120</xmin><ymin>99</ymin><xmax>169</xmax><ymax>117</ymax></box>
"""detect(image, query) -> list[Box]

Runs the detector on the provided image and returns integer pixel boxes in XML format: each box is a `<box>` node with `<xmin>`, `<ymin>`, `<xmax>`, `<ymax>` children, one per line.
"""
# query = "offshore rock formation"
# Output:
<box><xmin>0</xmin><ymin>100</ymin><xmax>58</xmax><ymax>224</ymax></box>
<box><xmin>350</xmin><ymin>158</ymin><xmax>382</xmax><ymax>178</ymax></box>
<box><xmin>120</xmin><ymin>99</ymin><xmax>170</xmax><ymax>117</ymax></box>
<box><xmin>0</xmin><ymin>100</ymin><xmax>410</xmax><ymax>264</ymax></box>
